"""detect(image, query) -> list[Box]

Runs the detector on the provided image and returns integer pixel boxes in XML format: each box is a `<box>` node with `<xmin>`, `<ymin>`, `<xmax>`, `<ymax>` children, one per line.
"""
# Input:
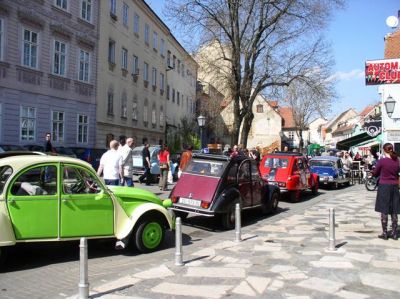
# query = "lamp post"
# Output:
<box><xmin>197</xmin><ymin>115</ymin><xmax>206</xmax><ymax>149</ymax></box>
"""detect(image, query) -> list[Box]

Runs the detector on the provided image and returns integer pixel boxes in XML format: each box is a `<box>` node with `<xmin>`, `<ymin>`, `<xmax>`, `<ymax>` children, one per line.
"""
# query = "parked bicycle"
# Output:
<box><xmin>365</xmin><ymin>171</ymin><xmax>379</xmax><ymax>191</ymax></box>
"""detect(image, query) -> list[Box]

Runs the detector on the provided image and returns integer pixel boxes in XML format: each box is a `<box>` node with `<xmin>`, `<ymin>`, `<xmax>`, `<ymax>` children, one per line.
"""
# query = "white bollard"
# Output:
<box><xmin>328</xmin><ymin>208</ymin><xmax>336</xmax><ymax>251</ymax></box>
<box><xmin>78</xmin><ymin>237</ymin><xmax>89</xmax><ymax>299</ymax></box>
<box><xmin>235</xmin><ymin>203</ymin><xmax>241</xmax><ymax>242</ymax></box>
<box><xmin>175</xmin><ymin>217</ymin><xmax>184</xmax><ymax>266</ymax></box>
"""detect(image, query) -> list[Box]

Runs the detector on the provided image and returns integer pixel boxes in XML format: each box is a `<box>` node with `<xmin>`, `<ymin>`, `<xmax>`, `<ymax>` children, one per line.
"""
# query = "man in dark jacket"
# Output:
<box><xmin>139</xmin><ymin>142</ymin><xmax>151</xmax><ymax>185</ymax></box>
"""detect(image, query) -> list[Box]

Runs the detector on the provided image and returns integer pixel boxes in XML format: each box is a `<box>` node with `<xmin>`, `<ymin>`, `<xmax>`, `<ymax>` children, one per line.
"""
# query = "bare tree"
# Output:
<box><xmin>284</xmin><ymin>74</ymin><xmax>336</xmax><ymax>151</ymax></box>
<box><xmin>166</xmin><ymin>0</ymin><xmax>343</xmax><ymax>148</ymax></box>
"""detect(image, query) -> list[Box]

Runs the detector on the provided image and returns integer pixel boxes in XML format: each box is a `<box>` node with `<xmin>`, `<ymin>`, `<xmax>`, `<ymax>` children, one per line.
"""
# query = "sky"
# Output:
<box><xmin>147</xmin><ymin>0</ymin><xmax>400</xmax><ymax>118</ymax></box>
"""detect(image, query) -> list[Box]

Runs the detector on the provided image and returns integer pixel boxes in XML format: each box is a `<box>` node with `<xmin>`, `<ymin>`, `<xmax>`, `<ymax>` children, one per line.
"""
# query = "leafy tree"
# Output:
<box><xmin>166</xmin><ymin>0</ymin><xmax>343</xmax><ymax>148</ymax></box>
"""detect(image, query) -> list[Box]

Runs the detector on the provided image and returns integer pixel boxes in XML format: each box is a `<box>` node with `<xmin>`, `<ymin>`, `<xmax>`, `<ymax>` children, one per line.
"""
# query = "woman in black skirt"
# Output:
<box><xmin>372</xmin><ymin>143</ymin><xmax>400</xmax><ymax>240</ymax></box>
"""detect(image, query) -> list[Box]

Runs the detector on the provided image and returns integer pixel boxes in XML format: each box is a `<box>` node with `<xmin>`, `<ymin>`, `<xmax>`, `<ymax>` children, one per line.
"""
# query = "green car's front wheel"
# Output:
<box><xmin>134</xmin><ymin>218</ymin><xmax>165</xmax><ymax>253</ymax></box>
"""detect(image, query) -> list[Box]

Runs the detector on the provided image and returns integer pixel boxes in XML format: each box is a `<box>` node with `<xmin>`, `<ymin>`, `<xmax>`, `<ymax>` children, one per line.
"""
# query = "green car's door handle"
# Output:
<box><xmin>62</xmin><ymin>195</ymin><xmax>72</xmax><ymax>203</ymax></box>
<box><xmin>8</xmin><ymin>198</ymin><xmax>16</xmax><ymax>205</ymax></box>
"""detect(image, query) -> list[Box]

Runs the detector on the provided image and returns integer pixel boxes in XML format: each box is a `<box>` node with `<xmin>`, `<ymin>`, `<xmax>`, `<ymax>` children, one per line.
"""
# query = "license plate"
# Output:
<box><xmin>179</xmin><ymin>197</ymin><xmax>201</xmax><ymax>207</ymax></box>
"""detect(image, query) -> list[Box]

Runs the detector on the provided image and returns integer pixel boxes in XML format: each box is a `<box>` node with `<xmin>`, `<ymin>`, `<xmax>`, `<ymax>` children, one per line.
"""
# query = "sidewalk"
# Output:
<box><xmin>81</xmin><ymin>184</ymin><xmax>400</xmax><ymax>298</ymax></box>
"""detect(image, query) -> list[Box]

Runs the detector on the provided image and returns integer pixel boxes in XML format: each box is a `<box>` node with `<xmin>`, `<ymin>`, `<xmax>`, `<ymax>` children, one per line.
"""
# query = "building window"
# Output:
<box><xmin>151</xmin><ymin>67</ymin><xmax>157</xmax><ymax>87</ymax></box>
<box><xmin>159</xmin><ymin>106</ymin><xmax>164</xmax><ymax>127</ymax></box>
<box><xmin>122</xmin><ymin>3</ymin><xmax>129</xmax><ymax>26</ymax></box>
<box><xmin>153</xmin><ymin>31</ymin><xmax>158</xmax><ymax>50</ymax></box>
<box><xmin>110</xmin><ymin>0</ymin><xmax>116</xmax><ymax>15</ymax></box>
<box><xmin>81</xmin><ymin>0</ymin><xmax>92</xmax><ymax>22</ymax></box>
<box><xmin>132</xmin><ymin>55</ymin><xmax>139</xmax><ymax>74</ymax></box>
<box><xmin>77</xmin><ymin>114</ymin><xmax>88</xmax><ymax>143</ymax></box>
<box><xmin>144</xmin><ymin>23</ymin><xmax>149</xmax><ymax>45</ymax></box>
<box><xmin>107</xmin><ymin>90</ymin><xmax>114</xmax><ymax>115</ymax></box>
<box><xmin>181</xmin><ymin>64</ymin><xmax>185</xmax><ymax>77</ymax></box>
<box><xmin>288</xmin><ymin>131</ymin><xmax>294</xmax><ymax>140</ymax></box>
<box><xmin>121</xmin><ymin>48</ymin><xmax>128</xmax><ymax>70</ymax></box>
<box><xmin>177</xmin><ymin>91</ymin><xmax>180</xmax><ymax>105</ymax></box>
<box><xmin>23</xmin><ymin>29</ymin><xmax>38</xmax><ymax>68</ymax></box>
<box><xmin>160</xmin><ymin>73</ymin><xmax>164</xmax><ymax>91</ymax></box>
<box><xmin>151</xmin><ymin>105</ymin><xmax>156</xmax><ymax>127</ymax></box>
<box><xmin>52</xmin><ymin>111</ymin><xmax>64</xmax><ymax>142</ymax></box>
<box><xmin>53</xmin><ymin>40</ymin><xmax>66</xmax><ymax>76</ymax></box>
<box><xmin>173</xmin><ymin>55</ymin><xmax>176</xmax><ymax>69</ymax></box>
<box><xmin>133</xmin><ymin>13</ymin><xmax>140</xmax><ymax>35</ymax></box>
<box><xmin>78</xmin><ymin>49</ymin><xmax>90</xmax><ymax>82</ymax></box>
<box><xmin>132</xmin><ymin>97</ymin><xmax>138</xmax><ymax>120</ymax></box>
<box><xmin>20</xmin><ymin>106</ymin><xmax>36</xmax><ymax>141</ymax></box>
<box><xmin>0</xmin><ymin>19</ymin><xmax>3</xmax><ymax>61</ymax></box>
<box><xmin>177</xmin><ymin>60</ymin><xmax>180</xmax><ymax>73</ymax></box>
<box><xmin>55</xmin><ymin>0</ymin><xmax>68</xmax><ymax>10</ymax></box>
<box><xmin>166</xmin><ymin>85</ymin><xmax>170</xmax><ymax>100</ymax></box>
<box><xmin>121</xmin><ymin>93</ymin><xmax>127</xmax><ymax>118</ymax></box>
<box><xmin>167</xmin><ymin>51</ymin><xmax>171</xmax><ymax>67</ymax></box>
<box><xmin>172</xmin><ymin>88</ymin><xmax>175</xmax><ymax>103</ymax></box>
<box><xmin>256</xmin><ymin>104</ymin><xmax>263</xmax><ymax>113</ymax></box>
<box><xmin>143</xmin><ymin>62</ymin><xmax>148</xmax><ymax>82</ymax></box>
<box><xmin>143</xmin><ymin>100</ymin><xmax>148</xmax><ymax>124</ymax></box>
<box><xmin>108</xmin><ymin>39</ymin><xmax>115</xmax><ymax>64</ymax></box>
<box><xmin>160</xmin><ymin>38</ymin><xmax>165</xmax><ymax>57</ymax></box>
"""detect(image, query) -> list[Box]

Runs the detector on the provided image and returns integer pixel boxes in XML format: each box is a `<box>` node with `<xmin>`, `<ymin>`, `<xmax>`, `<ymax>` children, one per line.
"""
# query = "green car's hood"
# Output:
<box><xmin>107</xmin><ymin>186</ymin><xmax>172</xmax><ymax>217</ymax></box>
<box><xmin>108</xmin><ymin>186</ymin><xmax>162</xmax><ymax>205</ymax></box>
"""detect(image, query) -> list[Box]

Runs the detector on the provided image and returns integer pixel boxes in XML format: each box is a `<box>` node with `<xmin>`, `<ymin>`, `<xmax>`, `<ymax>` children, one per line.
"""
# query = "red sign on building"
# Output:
<box><xmin>365</xmin><ymin>58</ymin><xmax>400</xmax><ymax>85</ymax></box>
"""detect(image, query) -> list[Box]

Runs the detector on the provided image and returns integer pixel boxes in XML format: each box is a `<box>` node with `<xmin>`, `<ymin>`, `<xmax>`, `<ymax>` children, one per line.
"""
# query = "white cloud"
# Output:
<box><xmin>329</xmin><ymin>69</ymin><xmax>364</xmax><ymax>81</ymax></box>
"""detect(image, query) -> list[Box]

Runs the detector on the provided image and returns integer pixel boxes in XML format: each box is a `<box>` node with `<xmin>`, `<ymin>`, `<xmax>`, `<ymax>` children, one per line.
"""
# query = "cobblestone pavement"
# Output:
<box><xmin>66</xmin><ymin>184</ymin><xmax>400</xmax><ymax>299</ymax></box>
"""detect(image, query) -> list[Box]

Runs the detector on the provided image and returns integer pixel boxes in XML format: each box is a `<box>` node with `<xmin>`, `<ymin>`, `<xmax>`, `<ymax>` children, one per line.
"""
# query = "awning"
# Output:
<box><xmin>336</xmin><ymin>132</ymin><xmax>376</xmax><ymax>150</ymax></box>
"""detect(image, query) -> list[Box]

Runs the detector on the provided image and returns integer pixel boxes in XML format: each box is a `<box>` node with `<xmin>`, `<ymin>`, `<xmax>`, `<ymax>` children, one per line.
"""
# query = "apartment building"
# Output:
<box><xmin>0</xmin><ymin>0</ymin><xmax>98</xmax><ymax>148</ymax></box>
<box><xmin>96</xmin><ymin>0</ymin><xmax>197</xmax><ymax>147</ymax></box>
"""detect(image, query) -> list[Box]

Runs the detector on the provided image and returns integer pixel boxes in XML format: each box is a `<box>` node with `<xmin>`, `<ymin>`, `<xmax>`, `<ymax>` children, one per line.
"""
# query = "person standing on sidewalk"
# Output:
<box><xmin>119</xmin><ymin>137</ymin><xmax>135</xmax><ymax>187</ymax></box>
<box><xmin>97</xmin><ymin>140</ymin><xmax>123</xmax><ymax>186</ymax></box>
<box><xmin>372</xmin><ymin>143</ymin><xmax>400</xmax><ymax>240</ymax></box>
<box><xmin>157</xmin><ymin>144</ymin><xmax>170</xmax><ymax>191</ymax></box>
<box><xmin>139</xmin><ymin>142</ymin><xmax>151</xmax><ymax>185</ymax></box>
<box><xmin>178</xmin><ymin>145</ymin><xmax>193</xmax><ymax>177</ymax></box>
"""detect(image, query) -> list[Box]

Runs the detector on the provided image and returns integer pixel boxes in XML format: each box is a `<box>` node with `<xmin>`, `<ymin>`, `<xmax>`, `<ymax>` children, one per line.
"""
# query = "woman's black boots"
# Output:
<box><xmin>390</xmin><ymin>214</ymin><xmax>398</xmax><ymax>240</ymax></box>
<box><xmin>378</xmin><ymin>213</ymin><xmax>388</xmax><ymax>240</ymax></box>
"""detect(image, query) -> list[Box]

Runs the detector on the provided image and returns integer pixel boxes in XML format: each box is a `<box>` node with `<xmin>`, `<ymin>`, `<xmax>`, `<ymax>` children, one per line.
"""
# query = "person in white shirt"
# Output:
<box><xmin>118</xmin><ymin>137</ymin><xmax>135</xmax><ymax>186</ymax></box>
<box><xmin>97</xmin><ymin>140</ymin><xmax>123</xmax><ymax>185</ymax></box>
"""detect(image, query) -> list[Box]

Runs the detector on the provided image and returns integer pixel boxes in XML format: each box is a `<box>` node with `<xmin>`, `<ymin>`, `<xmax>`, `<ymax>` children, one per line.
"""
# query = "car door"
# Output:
<box><xmin>60</xmin><ymin>164</ymin><xmax>114</xmax><ymax>238</ymax></box>
<box><xmin>237</xmin><ymin>160</ymin><xmax>252</xmax><ymax>207</ymax></box>
<box><xmin>250</xmin><ymin>160</ymin><xmax>263</xmax><ymax>206</ymax></box>
<box><xmin>6</xmin><ymin>164</ymin><xmax>58</xmax><ymax>239</ymax></box>
<box><xmin>297</xmin><ymin>158</ymin><xmax>308</xmax><ymax>189</ymax></box>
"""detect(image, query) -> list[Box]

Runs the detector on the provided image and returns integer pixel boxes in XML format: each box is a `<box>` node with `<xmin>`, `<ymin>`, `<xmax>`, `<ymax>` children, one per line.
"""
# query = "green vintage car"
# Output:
<box><xmin>0</xmin><ymin>155</ymin><xmax>173</xmax><ymax>266</ymax></box>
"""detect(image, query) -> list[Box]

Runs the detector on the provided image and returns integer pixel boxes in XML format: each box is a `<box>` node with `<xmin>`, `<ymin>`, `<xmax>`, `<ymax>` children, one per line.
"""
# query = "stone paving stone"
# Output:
<box><xmin>385</xmin><ymin>248</ymin><xmax>400</xmax><ymax>259</ymax></box>
<box><xmin>133</xmin><ymin>265</ymin><xmax>175</xmax><ymax>279</ymax></box>
<box><xmin>288</xmin><ymin>230</ymin><xmax>316</xmax><ymax>235</ymax></box>
<box><xmin>100</xmin><ymin>295</ymin><xmax>149</xmax><ymax>299</ymax></box>
<box><xmin>231</xmin><ymin>281</ymin><xmax>256</xmax><ymax>296</ymax></box>
<box><xmin>267</xmin><ymin>279</ymin><xmax>284</xmax><ymax>291</ymax></box>
<box><xmin>224</xmin><ymin>263</ymin><xmax>252</xmax><ymax>268</ymax></box>
<box><xmin>273</xmin><ymin>236</ymin><xmax>306</xmax><ymax>242</ymax></box>
<box><xmin>269</xmin><ymin>265</ymin><xmax>307</xmax><ymax>280</ymax></box>
<box><xmin>92</xmin><ymin>276</ymin><xmax>141</xmax><ymax>293</ymax></box>
<box><xmin>257</xmin><ymin>225</ymin><xmax>288</xmax><ymax>232</ymax></box>
<box><xmin>371</xmin><ymin>260</ymin><xmax>400</xmax><ymax>270</ymax></box>
<box><xmin>246</xmin><ymin>276</ymin><xmax>271</xmax><ymax>294</ymax></box>
<box><xmin>300</xmin><ymin>251</ymin><xmax>322</xmax><ymax>256</ymax></box>
<box><xmin>344</xmin><ymin>252</ymin><xmax>373</xmax><ymax>263</ymax></box>
<box><xmin>185</xmin><ymin>260</ymin><xmax>204</xmax><ymax>267</ymax></box>
<box><xmin>360</xmin><ymin>272</ymin><xmax>400</xmax><ymax>293</ymax></box>
<box><xmin>285</xmin><ymin>296</ymin><xmax>311</xmax><ymax>299</ymax></box>
<box><xmin>254</xmin><ymin>243</ymin><xmax>282</xmax><ymax>252</ymax></box>
<box><xmin>185</xmin><ymin>266</ymin><xmax>246</xmax><ymax>278</ymax></box>
<box><xmin>191</xmin><ymin>247</ymin><xmax>216</xmax><ymax>257</ymax></box>
<box><xmin>212</xmin><ymin>240</ymin><xmax>238</xmax><ymax>249</ymax></box>
<box><xmin>151</xmin><ymin>282</ymin><xmax>233</xmax><ymax>299</ymax></box>
<box><xmin>334</xmin><ymin>289</ymin><xmax>369</xmax><ymax>299</ymax></box>
<box><xmin>297</xmin><ymin>277</ymin><xmax>345</xmax><ymax>294</ymax></box>
<box><xmin>309</xmin><ymin>261</ymin><xmax>354</xmax><ymax>268</ymax></box>
<box><xmin>271</xmin><ymin>251</ymin><xmax>292</xmax><ymax>260</ymax></box>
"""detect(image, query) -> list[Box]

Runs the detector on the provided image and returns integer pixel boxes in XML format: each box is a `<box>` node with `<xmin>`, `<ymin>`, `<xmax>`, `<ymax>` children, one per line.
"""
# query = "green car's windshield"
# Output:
<box><xmin>185</xmin><ymin>159</ymin><xmax>226</xmax><ymax>177</ymax></box>
<box><xmin>0</xmin><ymin>166</ymin><xmax>12</xmax><ymax>194</ymax></box>
<box><xmin>309</xmin><ymin>160</ymin><xmax>335</xmax><ymax>167</ymax></box>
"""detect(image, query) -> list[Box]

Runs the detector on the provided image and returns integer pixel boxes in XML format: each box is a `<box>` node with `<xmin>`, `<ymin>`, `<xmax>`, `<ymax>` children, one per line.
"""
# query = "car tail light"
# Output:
<box><xmin>171</xmin><ymin>196</ymin><xmax>180</xmax><ymax>203</ymax></box>
<box><xmin>287</xmin><ymin>176</ymin><xmax>292</xmax><ymax>181</ymax></box>
<box><xmin>201</xmin><ymin>201</ymin><xmax>210</xmax><ymax>209</ymax></box>
<box><xmin>278</xmin><ymin>182</ymin><xmax>286</xmax><ymax>187</ymax></box>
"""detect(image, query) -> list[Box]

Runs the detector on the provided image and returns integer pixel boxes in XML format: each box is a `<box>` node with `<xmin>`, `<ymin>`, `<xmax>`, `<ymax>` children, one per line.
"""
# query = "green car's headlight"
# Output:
<box><xmin>163</xmin><ymin>198</ymin><xmax>172</xmax><ymax>208</ymax></box>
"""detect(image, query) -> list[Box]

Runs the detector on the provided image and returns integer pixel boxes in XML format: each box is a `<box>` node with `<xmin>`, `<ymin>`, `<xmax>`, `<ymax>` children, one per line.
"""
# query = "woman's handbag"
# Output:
<box><xmin>160</xmin><ymin>162</ymin><xmax>169</xmax><ymax>170</ymax></box>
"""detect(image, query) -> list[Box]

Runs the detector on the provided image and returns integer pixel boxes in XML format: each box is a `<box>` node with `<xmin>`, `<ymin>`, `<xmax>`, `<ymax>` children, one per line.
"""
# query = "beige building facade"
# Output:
<box><xmin>96</xmin><ymin>0</ymin><xmax>196</xmax><ymax>147</ymax></box>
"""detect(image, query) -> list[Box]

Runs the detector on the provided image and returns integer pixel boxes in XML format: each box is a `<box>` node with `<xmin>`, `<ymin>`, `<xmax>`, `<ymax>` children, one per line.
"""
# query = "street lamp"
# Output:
<box><xmin>384</xmin><ymin>95</ymin><xmax>396</xmax><ymax>118</ymax></box>
<box><xmin>197</xmin><ymin>115</ymin><xmax>206</xmax><ymax>149</ymax></box>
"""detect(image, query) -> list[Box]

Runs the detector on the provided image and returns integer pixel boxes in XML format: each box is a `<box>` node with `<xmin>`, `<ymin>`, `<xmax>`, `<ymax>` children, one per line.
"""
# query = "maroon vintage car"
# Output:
<box><xmin>169</xmin><ymin>154</ymin><xmax>280</xmax><ymax>229</ymax></box>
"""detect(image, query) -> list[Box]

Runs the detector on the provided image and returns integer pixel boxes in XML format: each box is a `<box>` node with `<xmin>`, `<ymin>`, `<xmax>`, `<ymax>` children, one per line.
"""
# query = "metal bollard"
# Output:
<box><xmin>78</xmin><ymin>237</ymin><xmax>89</xmax><ymax>299</ymax></box>
<box><xmin>328</xmin><ymin>208</ymin><xmax>336</xmax><ymax>251</ymax></box>
<box><xmin>175</xmin><ymin>217</ymin><xmax>184</xmax><ymax>266</ymax></box>
<box><xmin>235</xmin><ymin>203</ymin><xmax>241</xmax><ymax>242</ymax></box>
